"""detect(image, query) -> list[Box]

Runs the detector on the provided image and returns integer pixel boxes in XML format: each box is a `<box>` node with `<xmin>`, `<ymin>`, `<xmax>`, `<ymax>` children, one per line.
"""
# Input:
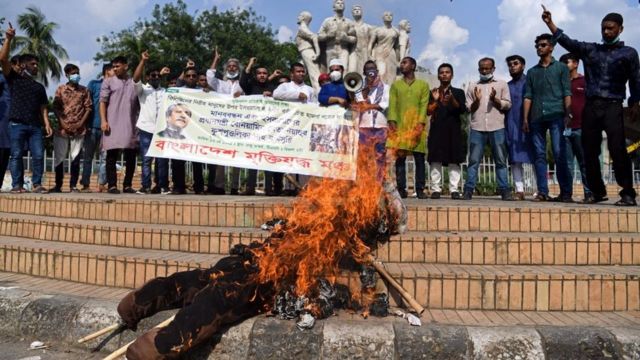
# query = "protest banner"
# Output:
<box><xmin>146</xmin><ymin>89</ymin><xmax>358</xmax><ymax>180</ymax></box>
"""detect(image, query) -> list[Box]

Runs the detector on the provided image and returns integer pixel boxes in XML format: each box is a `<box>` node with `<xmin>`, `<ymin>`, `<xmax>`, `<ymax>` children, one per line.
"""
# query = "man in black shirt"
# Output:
<box><xmin>0</xmin><ymin>24</ymin><xmax>52</xmax><ymax>193</ymax></box>
<box><xmin>239</xmin><ymin>57</ymin><xmax>283</xmax><ymax>196</ymax></box>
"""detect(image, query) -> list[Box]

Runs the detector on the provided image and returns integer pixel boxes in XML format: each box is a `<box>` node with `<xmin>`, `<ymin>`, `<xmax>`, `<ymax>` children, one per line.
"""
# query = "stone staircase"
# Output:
<box><xmin>0</xmin><ymin>193</ymin><xmax>639</xmax><ymax>314</ymax></box>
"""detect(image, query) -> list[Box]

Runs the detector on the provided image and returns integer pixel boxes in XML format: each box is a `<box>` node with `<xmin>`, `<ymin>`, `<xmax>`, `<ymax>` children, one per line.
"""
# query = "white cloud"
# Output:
<box><xmin>277</xmin><ymin>25</ymin><xmax>293</xmax><ymax>43</ymax></box>
<box><xmin>418</xmin><ymin>16</ymin><xmax>469</xmax><ymax>68</ymax></box>
<box><xmin>495</xmin><ymin>0</ymin><xmax>640</xmax><ymax>71</ymax></box>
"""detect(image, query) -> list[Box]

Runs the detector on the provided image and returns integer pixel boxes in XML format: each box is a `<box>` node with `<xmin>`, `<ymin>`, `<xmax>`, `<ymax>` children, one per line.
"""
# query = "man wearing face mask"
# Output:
<box><xmin>207</xmin><ymin>48</ymin><xmax>245</xmax><ymax>195</ymax></box>
<box><xmin>133</xmin><ymin>51</ymin><xmax>170</xmax><ymax>195</ymax></box>
<box><xmin>462</xmin><ymin>57</ymin><xmax>512</xmax><ymax>201</ymax></box>
<box><xmin>542</xmin><ymin>7</ymin><xmax>640</xmax><ymax>206</ymax></box>
<box><xmin>0</xmin><ymin>23</ymin><xmax>53</xmax><ymax>194</ymax></box>
<box><xmin>353</xmin><ymin>60</ymin><xmax>390</xmax><ymax>182</ymax></box>
<box><xmin>51</xmin><ymin>63</ymin><xmax>92</xmax><ymax>193</ymax></box>
<box><xmin>319</xmin><ymin>59</ymin><xmax>348</xmax><ymax>107</ymax></box>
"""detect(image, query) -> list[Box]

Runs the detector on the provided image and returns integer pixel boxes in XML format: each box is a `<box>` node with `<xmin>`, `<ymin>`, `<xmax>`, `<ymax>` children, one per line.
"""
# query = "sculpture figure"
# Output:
<box><xmin>318</xmin><ymin>0</ymin><xmax>356</xmax><ymax>71</ymax></box>
<box><xmin>348</xmin><ymin>5</ymin><xmax>372</xmax><ymax>73</ymax></box>
<box><xmin>296</xmin><ymin>11</ymin><xmax>322</xmax><ymax>90</ymax></box>
<box><xmin>368</xmin><ymin>11</ymin><xmax>400</xmax><ymax>85</ymax></box>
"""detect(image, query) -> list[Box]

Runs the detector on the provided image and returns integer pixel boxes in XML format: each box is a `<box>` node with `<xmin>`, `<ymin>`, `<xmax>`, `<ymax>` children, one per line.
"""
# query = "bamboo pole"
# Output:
<box><xmin>103</xmin><ymin>315</ymin><xmax>175</xmax><ymax>360</ymax></box>
<box><xmin>369</xmin><ymin>257</ymin><xmax>425</xmax><ymax>315</ymax></box>
<box><xmin>78</xmin><ymin>323</ymin><xmax>122</xmax><ymax>343</ymax></box>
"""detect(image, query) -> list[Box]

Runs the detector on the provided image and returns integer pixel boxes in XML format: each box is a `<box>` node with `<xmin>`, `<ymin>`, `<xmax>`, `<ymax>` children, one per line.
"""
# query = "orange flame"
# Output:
<box><xmin>252</xmin><ymin>132</ymin><xmax>385</xmax><ymax>304</ymax></box>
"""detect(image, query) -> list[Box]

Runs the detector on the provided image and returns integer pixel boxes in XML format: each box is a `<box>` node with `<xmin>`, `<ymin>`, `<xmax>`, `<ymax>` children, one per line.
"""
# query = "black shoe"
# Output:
<box><xmin>282</xmin><ymin>189</ymin><xmax>298</xmax><ymax>196</ymax></box>
<box><xmin>462</xmin><ymin>191</ymin><xmax>472</xmax><ymax>200</ymax></box>
<box><xmin>107</xmin><ymin>187</ymin><xmax>120</xmax><ymax>194</ymax></box>
<box><xmin>416</xmin><ymin>190</ymin><xmax>427</xmax><ymax>199</ymax></box>
<box><xmin>451</xmin><ymin>191</ymin><xmax>462</xmax><ymax>200</ymax></box>
<box><xmin>430</xmin><ymin>191</ymin><xmax>441</xmax><ymax>200</ymax></box>
<box><xmin>49</xmin><ymin>186</ymin><xmax>62</xmax><ymax>193</ymax></box>
<box><xmin>582</xmin><ymin>193</ymin><xmax>608</xmax><ymax>204</ymax></box>
<box><xmin>533</xmin><ymin>193</ymin><xmax>550</xmax><ymax>202</ymax></box>
<box><xmin>208</xmin><ymin>187</ymin><xmax>226</xmax><ymax>195</ymax></box>
<box><xmin>70</xmin><ymin>187</ymin><xmax>80</xmax><ymax>193</ymax></box>
<box><xmin>241</xmin><ymin>189</ymin><xmax>256</xmax><ymax>196</ymax></box>
<box><xmin>123</xmin><ymin>187</ymin><xmax>136</xmax><ymax>194</ymax></box>
<box><xmin>501</xmin><ymin>191</ymin><xmax>514</xmax><ymax>201</ymax></box>
<box><xmin>136</xmin><ymin>187</ymin><xmax>150</xmax><ymax>195</ymax></box>
<box><xmin>230</xmin><ymin>188</ymin><xmax>239</xmax><ymax>195</ymax></box>
<box><xmin>614</xmin><ymin>194</ymin><xmax>637</xmax><ymax>206</ymax></box>
<box><xmin>551</xmin><ymin>194</ymin><xmax>573</xmax><ymax>203</ymax></box>
<box><xmin>398</xmin><ymin>189</ymin><xmax>408</xmax><ymax>199</ymax></box>
<box><xmin>194</xmin><ymin>190</ymin><xmax>205</xmax><ymax>195</ymax></box>
<box><xmin>169</xmin><ymin>188</ymin><xmax>186</xmax><ymax>195</ymax></box>
<box><xmin>149</xmin><ymin>186</ymin><xmax>161</xmax><ymax>194</ymax></box>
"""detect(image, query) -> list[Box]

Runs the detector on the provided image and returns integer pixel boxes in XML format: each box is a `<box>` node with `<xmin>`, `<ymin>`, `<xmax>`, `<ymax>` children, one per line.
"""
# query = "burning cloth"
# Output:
<box><xmin>118</xmin><ymin>144</ymin><xmax>407</xmax><ymax>359</ymax></box>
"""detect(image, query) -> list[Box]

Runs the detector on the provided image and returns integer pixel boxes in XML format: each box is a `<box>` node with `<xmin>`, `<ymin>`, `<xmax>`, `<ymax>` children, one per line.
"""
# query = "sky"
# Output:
<box><xmin>1</xmin><ymin>0</ymin><xmax>639</xmax><ymax>94</ymax></box>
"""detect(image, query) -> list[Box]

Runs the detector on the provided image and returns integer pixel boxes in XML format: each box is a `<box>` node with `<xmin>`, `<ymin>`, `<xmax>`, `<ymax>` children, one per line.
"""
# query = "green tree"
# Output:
<box><xmin>94</xmin><ymin>0</ymin><xmax>298</xmax><ymax>79</ymax></box>
<box><xmin>11</xmin><ymin>6</ymin><xmax>68</xmax><ymax>87</ymax></box>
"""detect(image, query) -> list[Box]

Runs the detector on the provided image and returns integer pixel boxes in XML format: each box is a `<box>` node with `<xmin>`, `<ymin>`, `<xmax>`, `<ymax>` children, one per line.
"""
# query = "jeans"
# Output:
<box><xmin>564</xmin><ymin>128</ymin><xmax>591</xmax><ymax>197</ymax></box>
<box><xmin>530</xmin><ymin>118</ymin><xmax>572</xmax><ymax>196</ymax></box>
<box><xmin>138</xmin><ymin>130</ymin><xmax>154</xmax><ymax>189</ymax></box>
<box><xmin>463</xmin><ymin>129</ymin><xmax>510</xmax><ymax>194</ymax></box>
<box><xmin>582</xmin><ymin>99</ymin><xmax>635</xmax><ymax>198</ymax></box>
<box><xmin>81</xmin><ymin>128</ymin><xmax>104</xmax><ymax>187</ymax></box>
<box><xmin>396</xmin><ymin>151</ymin><xmax>425</xmax><ymax>192</ymax></box>
<box><xmin>9</xmin><ymin>122</ymin><xmax>44</xmax><ymax>188</ymax></box>
<box><xmin>154</xmin><ymin>157</ymin><xmax>169</xmax><ymax>189</ymax></box>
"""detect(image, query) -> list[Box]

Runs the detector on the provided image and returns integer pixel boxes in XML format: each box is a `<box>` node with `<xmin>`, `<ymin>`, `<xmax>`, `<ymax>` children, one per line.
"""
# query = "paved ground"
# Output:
<box><xmin>0</xmin><ymin>334</ymin><xmax>99</xmax><ymax>360</ymax></box>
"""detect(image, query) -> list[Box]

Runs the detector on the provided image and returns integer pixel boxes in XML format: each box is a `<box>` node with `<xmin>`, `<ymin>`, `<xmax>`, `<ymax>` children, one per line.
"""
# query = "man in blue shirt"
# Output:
<box><xmin>542</xmin><ymin>7</ymin><xmax>640</xmax><ymax>206</ymax></box>
<box><xmin>523</xmin><ymin>33</ymin><xmax>573</xmax><ymax>203</ymax></box>
<box><xmin>81</xmin><ymin>63</ymin><xmax>112</xmax><ymax>192</ymax></box>
<box><xmin>318</xmin><ymin>58</ymin><xmax>348</xmax><ymax>107</ymax></box>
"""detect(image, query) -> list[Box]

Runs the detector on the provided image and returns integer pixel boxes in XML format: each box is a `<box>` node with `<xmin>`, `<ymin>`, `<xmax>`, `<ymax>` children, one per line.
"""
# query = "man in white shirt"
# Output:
<box><xmin>273</xmin><ymin>62</ymin><xmax>315</xmax><ymax>103</ymax></box>
<box><xmin>273</xmin><ymin>62</ymin><xmax>316</xmax><ymax>193</ymax></box>
<box><xmin>132</xmin><ymin>51</ymin><xmax>170</xmax><ymax>194</ymax></box>
<box><xmin>206</xmin><ymin>48</ymin><xmax>244</xmax><ymax>194</ymax></box>
<box><xmin>354</xmin><ymin>60</ymin><xmax>389</xmax><ymax>182</ymax></box>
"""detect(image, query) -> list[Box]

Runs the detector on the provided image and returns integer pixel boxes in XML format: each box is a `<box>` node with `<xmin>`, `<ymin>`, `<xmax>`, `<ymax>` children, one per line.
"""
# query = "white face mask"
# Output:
<box><xmin>226</xmin><ymin>71</ymin><xmax>238</xmax><ymax>79</ymax></box>
<box><xmin>330</xmin><ymin>70</ymin><xmax>342</xmax><ymax>82</ymax></box>
<box><xmin>479</xmin><ymin>73</ymin><xmax>493</xmax><ymax>82</ymax></box>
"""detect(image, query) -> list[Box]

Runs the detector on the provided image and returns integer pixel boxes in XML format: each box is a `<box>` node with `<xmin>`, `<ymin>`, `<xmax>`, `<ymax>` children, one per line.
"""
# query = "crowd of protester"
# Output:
<box><xmin>0</xmin><ymin>8</ymin><xmax>638</xmax><ymax>205</ymax></box>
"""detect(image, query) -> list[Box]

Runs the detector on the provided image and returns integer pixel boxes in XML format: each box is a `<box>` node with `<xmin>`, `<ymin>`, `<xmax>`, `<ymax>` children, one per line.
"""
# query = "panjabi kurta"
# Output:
<box><xmin>505</xmin><ymin>75</ymin><xmax>532</xmax><ymax>164</ymax></box>
<box><xmin>100</xmin><ymin>76</ymin><xmax>139</xmax><ymax>150</ymax></box>
<box><xmin>386</xmin><ymin>78</ymin><xmax>430</xmax><ymax>153</ymax></box>
<box><xmin>426</xmin><ymin>87</ymin><xmax>467</xmax><ymax>164</ymax></box>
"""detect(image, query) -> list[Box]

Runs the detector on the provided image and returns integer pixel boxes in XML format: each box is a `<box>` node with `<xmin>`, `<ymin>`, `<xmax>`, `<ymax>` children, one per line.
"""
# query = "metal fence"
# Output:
<box><xmin>12</xmin><ymin>150</ymin><xmax>640</xmax><ymax>193</ymax></box>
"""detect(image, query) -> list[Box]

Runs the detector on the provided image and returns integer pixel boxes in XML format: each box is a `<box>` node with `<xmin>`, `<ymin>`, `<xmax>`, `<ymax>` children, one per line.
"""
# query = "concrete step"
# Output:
<box><xmin>1</xmin><ymin>212</ymin><xmax>638</xmax><ymax>266</ymax></box>
<box><xmin>1</xmin><ymin>236</ymin><xmax>638</xmax><ymax>311</ymax></box>
<box><xmin>1</xmin><ymin>193</ymin><xmax>638</xmax><ymax>233</ymax></box>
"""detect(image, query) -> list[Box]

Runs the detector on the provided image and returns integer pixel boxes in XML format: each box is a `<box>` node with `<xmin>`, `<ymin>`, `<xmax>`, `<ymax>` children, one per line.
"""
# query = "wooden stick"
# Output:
<box><xmin>370</xmin><ymin>257</ymin><xmax>425</xmax><ymax>315</ymax></box>
<box><xmin>283</xmin><ymin>174</ymin><xmax>303</xmax><ymax>190</ymax></box>
<box><xmin>78</xmin><ymin>323</ymin><xmax>121</xmax><ymax>343</ymax></box>
<box><xmin>103</xmin><ymin>315</ymin><xmax>175</xmax><ymax>360</ymax></box>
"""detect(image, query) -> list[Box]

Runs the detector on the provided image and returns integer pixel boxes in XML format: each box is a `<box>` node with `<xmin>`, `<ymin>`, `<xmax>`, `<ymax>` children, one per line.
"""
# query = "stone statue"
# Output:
<box><xmin>368</xmin><ymin>11</ymin><xmax>400</xmax><ymax>85</ymax></box>
<box><xmin>318</xmin><ymin>0</ymin><xmax>356</xmax><ymax>71</ymax></box>
<box><xmin>347</xmin><ymin>4</ymin><xmax>372</xmax><ymax>74</ymax></box>
<box><xmin>398</xmin><ymin>19</ymin><xmax>411</xmax><ymax>60</ymax></box>
<box><xmin>296</xmin><ymin>11</ymin><xmax>322</xmax><ymax>91</ymax></box>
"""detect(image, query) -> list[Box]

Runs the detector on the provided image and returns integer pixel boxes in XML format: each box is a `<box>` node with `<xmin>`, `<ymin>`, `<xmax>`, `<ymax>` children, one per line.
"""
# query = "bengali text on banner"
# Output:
<box><xmin>146</xmin><ymin>89</ymin><xmax>358</xmax><ymax>180</ymax></box>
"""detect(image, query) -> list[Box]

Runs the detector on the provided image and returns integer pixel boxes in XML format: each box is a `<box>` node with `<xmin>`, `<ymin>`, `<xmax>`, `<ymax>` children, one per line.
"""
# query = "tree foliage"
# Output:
<box><xmin>10</xmin><ymin>6</ymin><xmax>68</xmax><ymax>87</ymax></box>
<box><xmin>94</xmin><ymin>0</ymin><xmax>298</xmax><ymax>78</ymax></box>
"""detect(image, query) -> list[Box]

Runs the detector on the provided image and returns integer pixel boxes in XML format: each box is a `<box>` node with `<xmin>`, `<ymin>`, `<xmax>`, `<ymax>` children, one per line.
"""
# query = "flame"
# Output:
<box><xmin>252</xmin><ymin>131</ymin><xmax>385</xmax><ymax>305</ymax></box>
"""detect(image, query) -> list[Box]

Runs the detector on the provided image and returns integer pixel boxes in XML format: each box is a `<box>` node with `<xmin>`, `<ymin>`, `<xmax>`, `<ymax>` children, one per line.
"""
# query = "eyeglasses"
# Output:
<box><xmin>534</xmin><ymin>43</ymin><xmax>550</xmax><ymax>49</ymax></box>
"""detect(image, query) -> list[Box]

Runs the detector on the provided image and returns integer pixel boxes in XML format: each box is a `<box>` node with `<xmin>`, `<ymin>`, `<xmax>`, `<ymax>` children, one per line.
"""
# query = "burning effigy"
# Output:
<box><xmin>106</xmin><ymin>143</ymin><xmax>408</xmax><ymax>359</ymax></box>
